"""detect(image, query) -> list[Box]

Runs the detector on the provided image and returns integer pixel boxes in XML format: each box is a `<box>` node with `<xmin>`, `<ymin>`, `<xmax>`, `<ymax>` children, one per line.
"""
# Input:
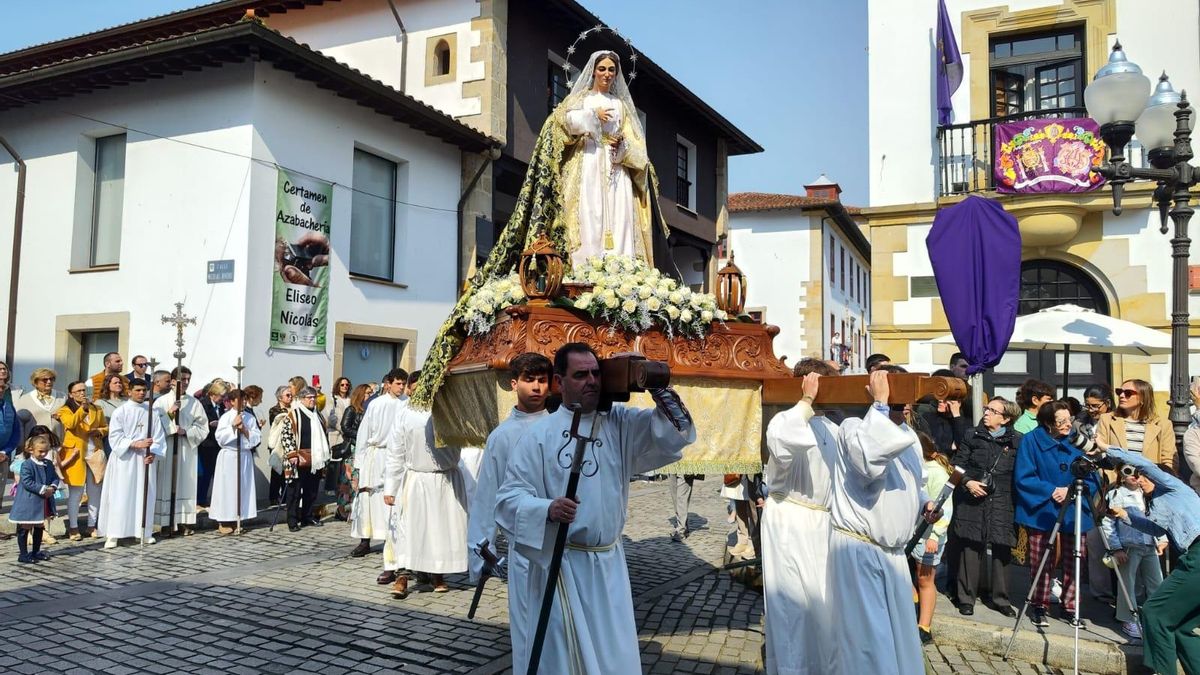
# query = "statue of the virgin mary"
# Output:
<box><xmin>410</xmin><ymin>48</ymin><xmax>668</xmax><ymax>408</ymax></box>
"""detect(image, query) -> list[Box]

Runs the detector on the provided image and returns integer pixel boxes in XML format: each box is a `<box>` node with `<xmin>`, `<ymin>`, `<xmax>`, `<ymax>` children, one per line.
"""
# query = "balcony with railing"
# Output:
<box><xmin>936</xmin><ymin>106</ymin><xmax>1146</xmax><ymax>196</ymax></box>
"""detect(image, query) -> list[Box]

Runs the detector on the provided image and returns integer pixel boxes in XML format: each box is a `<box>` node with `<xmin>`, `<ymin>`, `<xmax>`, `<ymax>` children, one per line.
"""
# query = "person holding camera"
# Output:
<box><xmin>1089</xmin><ymin>437</ymin><xmax>1200</xmax><ymax>674</ymax></box>
<box><xmin>952</xmin><ymin>397</ymin><xmax>1022</xmax><ymax>617</ymax></box>
<box><xmin>1101</xmin><ymin>462</ymin><xmax>1167</xmax><ymax>640</ymax></box>
<box><xmin>1014</xmin><ymin>401</ymin><xmax>1102</xmax><ymax>627</ymax></box>
<box><xmin>496</xmin><ymin>343</ymin><xmax>695</xmax><ymax>674</ymax></box>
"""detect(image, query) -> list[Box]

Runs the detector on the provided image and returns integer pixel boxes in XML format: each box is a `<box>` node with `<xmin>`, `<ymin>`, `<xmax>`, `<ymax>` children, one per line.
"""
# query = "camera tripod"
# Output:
<box><xmin>1002</xmin><ymin>476</ymin><xmax>1139</xmax><ymax>674</ymax></box>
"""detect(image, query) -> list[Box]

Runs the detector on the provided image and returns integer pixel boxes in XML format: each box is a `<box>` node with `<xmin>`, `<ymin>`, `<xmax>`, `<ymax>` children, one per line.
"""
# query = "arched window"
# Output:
<box><xmin>985</xmin><ymin>260</ymin><xmax>1111</xmax><ymax>400</ymax></box>
<box><xmin>434</xmin><ymin>40</ymin><xmax>451</xmax><ymax>77</ymax></box>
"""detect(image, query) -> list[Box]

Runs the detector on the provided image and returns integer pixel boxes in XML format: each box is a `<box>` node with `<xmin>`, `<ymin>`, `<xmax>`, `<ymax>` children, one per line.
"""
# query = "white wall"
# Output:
<box><xmin>727</xmin><ymin>211</ymin><xmax>814</xmax><ymax>364</ymax></box>
<box><xmin>823</xmin><ymin>223</ymin><xmax>871</xmax><ymax>371</ymax></box>
<box><xmin>245</xmin><ymin>60</ymin><xmax>462</xmax><ymax>393</ymax></box>
<box><xmin>267</xmin><ymin>0</ymin><xmax>485</xmax><ymax>118</ymax></box>
<box><xmin>866</xmin><ymin>0</ymin><xmax>1200</xmax><ymax>208</ymax></box>
<box><xmin>0</xmin><ymin>65</ymin><xmax>257</xmax><ymax>387</ymax></box>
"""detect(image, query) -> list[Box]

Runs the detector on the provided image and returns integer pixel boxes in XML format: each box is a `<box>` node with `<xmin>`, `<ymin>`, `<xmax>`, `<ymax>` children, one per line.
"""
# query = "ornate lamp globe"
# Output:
<box><xmin>1136</xmin><ymin>72</ymin><xmax>1193</xmax><ymax>168</ymax></box>
<box><xmin>1084</xmin><ymin>41</ymin><xmax>1151</xmax><ymax>150</ymax></box>
<box><xmin>715</xmin><ymin>252</ymin><xmax>747</xmax><ymax>316</ymax></box>
<box><xmin>518</xmin><ymin>233</ymin><xmax>564</xmax><ymax>305</ymax></box>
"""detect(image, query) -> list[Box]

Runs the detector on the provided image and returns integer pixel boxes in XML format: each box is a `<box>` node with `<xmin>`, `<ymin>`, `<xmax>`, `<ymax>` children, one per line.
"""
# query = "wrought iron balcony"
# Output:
<box><xmin>935</xmin><ymin>106</ymin><xmax>1145</xmax><ymax>196</ymax></box>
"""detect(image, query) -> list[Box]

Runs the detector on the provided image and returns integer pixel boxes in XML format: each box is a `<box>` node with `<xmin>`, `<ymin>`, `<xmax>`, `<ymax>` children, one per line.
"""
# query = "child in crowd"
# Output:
<box><xmin>11</xmin><ymin>435</ymin><xmax>60</xmax><ymax>563</ymax></box>
<box><xmin>1101</xmin><ymin>463</ymin><xmax>1167</xmax><ymax>640</ymax></box>
<box><xmin>912</xmin><ymin>432</ymin><xmax>954</xmax><ymax>644</ymax></box>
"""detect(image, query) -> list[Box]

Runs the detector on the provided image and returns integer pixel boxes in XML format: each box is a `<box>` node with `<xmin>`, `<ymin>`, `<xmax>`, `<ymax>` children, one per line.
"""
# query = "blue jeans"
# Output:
<box><xmin>1115</xmin><ymin>542</ymin><xmax>1163</xmax><ymax>623</ymax></box>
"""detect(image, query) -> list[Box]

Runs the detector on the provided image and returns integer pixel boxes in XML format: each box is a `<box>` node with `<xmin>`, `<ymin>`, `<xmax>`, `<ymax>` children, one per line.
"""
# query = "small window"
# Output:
<box><xmin>90</xmin><ymin>134</ymin><xmax>126</xmax><ymax>267</ymax></box>
<box><xmin>988</xmin><ymin>27</ymin><xmax>1083</xmax><ymax>116</ymax></box>
<box><xmin>910</xmin><ymin>275</ymin><xmax>940</xmax><ymax>298</ymax></box>
<box><xmin>350</xmin><ymin>149</ymin><xmax>398</xmax><ymax>281</ymax></box>
<box><xmin>828</xmin><ymin>237</ymin><xmax>835</xmax><ymax>278</ymax></box>
<box><xmin>341</xmin><ymin>338</ymin><xmax>401</xmax><ymax>390</ymax></box>
<box><xmin>79</xmin><ymin>330</ymin><xmax>118</xmax><ymax>382</ymax></box>
<box><xmin>434</xmin><ymin>40</ymin><xmax>451</xmax><ymax>77</ymax></box>
<box><xmin>676</xmin><ymin>142</ymin><xmax>691</xmax><ymax>209</ymax></box>
<box><xmin>548</xmin><ymin>62</ymin><xmax>570</xmax><ymax>113</ymax></box>
<box><xmin>840</xmin><ymin>247</ymin><xmax>846</xmax><ymax>292</ymax></box>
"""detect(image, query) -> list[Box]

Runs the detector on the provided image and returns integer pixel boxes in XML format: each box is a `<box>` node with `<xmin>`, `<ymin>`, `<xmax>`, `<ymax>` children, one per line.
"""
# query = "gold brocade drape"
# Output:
<box><xmin>432</xmin><ymin>374</ymin><xmax>763</xmax><ymax>475</ymax></box>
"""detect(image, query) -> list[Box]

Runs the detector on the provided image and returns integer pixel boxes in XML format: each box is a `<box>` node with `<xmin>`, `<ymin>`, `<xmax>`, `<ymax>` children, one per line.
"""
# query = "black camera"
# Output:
<box><xmin>1069</xmin><ymin>454</ymin><xmax>1101</xmax><ymax>480</ymax></box>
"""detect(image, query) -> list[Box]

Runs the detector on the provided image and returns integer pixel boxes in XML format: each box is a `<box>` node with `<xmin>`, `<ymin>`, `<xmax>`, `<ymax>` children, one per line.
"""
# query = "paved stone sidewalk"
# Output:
<box><xmin>0</xmin><ymin>479</ymin><xmax>1073</xmax><ymax>674</ymax></box>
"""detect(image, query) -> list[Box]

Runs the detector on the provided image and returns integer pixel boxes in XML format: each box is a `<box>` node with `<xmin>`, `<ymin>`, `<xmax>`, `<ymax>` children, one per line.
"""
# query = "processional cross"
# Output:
<box><xmin>160</xmin><ymin>301</ymin><xmax>196</xmax><ymax>535</ymax></box>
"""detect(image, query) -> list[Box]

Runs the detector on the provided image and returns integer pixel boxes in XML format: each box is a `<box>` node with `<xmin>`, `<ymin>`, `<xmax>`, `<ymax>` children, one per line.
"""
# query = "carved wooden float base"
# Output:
<box><xmin>432</xmin><ymin>305</ymin><xmax>792</xmax><ymax>474</ymax></box>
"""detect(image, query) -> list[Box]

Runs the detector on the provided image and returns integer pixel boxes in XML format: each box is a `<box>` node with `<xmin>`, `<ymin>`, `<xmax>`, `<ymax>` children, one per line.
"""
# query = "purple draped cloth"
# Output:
<box><xmin>936</xmin><ymin>0</ymin><xmax>963</xmax><ymax>126</ymax></box>
<box><xmin>926</xmin><ymin>196</ymin><xmax>1021</xmax><ymax>375</ymax></box>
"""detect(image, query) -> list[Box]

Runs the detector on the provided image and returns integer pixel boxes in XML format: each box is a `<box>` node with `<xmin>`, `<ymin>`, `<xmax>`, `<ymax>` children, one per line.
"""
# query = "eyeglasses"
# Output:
<box><xmin>302</xmin><ymin>395</ymin><xmax>316</xmax><ymax>400</ymax></box>
<box><xmin>983</xmin><ymin>407</ymin><xmax>1005</xmax><ymax>415</ymax></box>
<box><xmin>1120</xmin><ymin>465</ymin><xmax>1141</xmax><ymax>478</ymax></box>
<box><xmin>1084</xmin><ymin>402</ymin><xmax>1105</xmax><ymax>411</ymax></box>
<box><xmin>1116</xmin><ymin>388</ymin><xmax>1139</xmax><ymax>398</ymax></box>
<box><xmin>134</xmin><ymin>362</ymin><xmax>148</xmax><ymax>368</ymax></box>
<box><xmin>36</xmin><ymin>377</ymin><xmax>55</xmax><ymax>383</ymax></box>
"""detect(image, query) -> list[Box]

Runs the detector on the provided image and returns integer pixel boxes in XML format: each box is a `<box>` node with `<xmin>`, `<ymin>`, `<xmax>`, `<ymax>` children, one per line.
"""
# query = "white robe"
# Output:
<box><xmin>153</xmin><ymin>392</ymin><xmax>207</xmax><ymax>525</ymax></box>
<box><xmin>466</xmin><ymin>407</ymin><xmax>548</xmax><ymax>668</ymax></box>
<box><xmin>497</xmin><ymin>404</ymin><xmax>695</xmax><ymax>674</ymax></box>
<box><xmin>564</xmin><ymin>91</ymin><xmax>640</xmax><ymax>268</ymax></box>
<box><xmin>829</xmin><ymin>407</ymin><xmax>928</xmax><ymax>675</ymax></box>
<box><xmin>459</xmin><ymin>446</ymin><xmax>485</xmax><ymax>507</ymax></box>
<box><xmin>351</xmin><ymin>393</ymin><xmax>404</xmax><ymax>541</ymax></box>
<box><xmin>761</xmin><ymin>401</ymin><xmax>837</xmax><ymax>675</ymax></box>
<box><xmin>209</xmin><ymin>409</ymin><xmax>261</xmax><ymax>522</ymax></box>
<box><xmin>97</xmin><ymin>400</ymin><xmax>166</xmax><ymax>539</ymax></box>
<box><xmin>386</xmin><ymin>406</ymin><xmax>467</xmax><ymax>573</ymax></box>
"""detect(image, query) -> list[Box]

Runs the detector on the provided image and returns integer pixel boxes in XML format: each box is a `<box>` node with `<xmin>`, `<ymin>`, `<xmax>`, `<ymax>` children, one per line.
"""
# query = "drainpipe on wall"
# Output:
<box><xmin>457</xmin><ymin>146</ymin><xmax>502</xmax><ymax>294</ymax></box>
<box><xmin>0</xmin><ymin>135</ymin><xmax>25</xmax><ymax>368</ymax></box>
<box><xmin>384</xmin><ymin>0</ymin><xmax>408</xmax><ymax>93</ymax></box>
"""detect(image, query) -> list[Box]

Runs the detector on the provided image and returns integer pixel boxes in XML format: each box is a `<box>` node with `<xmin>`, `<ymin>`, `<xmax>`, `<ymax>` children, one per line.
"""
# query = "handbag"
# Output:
<box><xmin>285</xmin><ymin>410</ymin><xmax>312</xmax><ymax>468</ymax></box>
<box><xmin>295</xmin><ymin>449</ymin><xmax>312</xmax><ymax>468</ymax></box>
<box><xmin>978</xmin><ymin>446</ymin><xmax>1008</xmax><ymax>495</ymax></box>
<box><xmin>85</xmin><ymin>441</ymin><xmax>107</xmax><ymax>484</ymax></box>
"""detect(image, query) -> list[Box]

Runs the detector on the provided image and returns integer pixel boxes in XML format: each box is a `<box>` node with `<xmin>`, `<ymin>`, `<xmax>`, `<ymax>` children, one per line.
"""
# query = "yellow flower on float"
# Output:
<box><xmin>680</xmin><ymin>309</ymin><xmax>694</xmax><ymax>323</ymax></box>
<box><xmin>701</xmin><ymin>310</ymin><xmax>713</xmax><ymax>323</ymax></box>
<box><xmin>622</xmin><ymin>299</ymin><xmax>638</xmax><ymax>313</ymax></box>
<box><xmin>647</xmin><ymin>297</ymin><xmax>662</xmax><ymax>311</ymax></box>
<box><xmin>667</xmin><ymin>306</ymin><xmax>681</xmax><ymax>320</ymax></box>
<box><xmin>637</xmin><ymin>287</ymin><xmax>652</xmax><ymax>300</ymax></box>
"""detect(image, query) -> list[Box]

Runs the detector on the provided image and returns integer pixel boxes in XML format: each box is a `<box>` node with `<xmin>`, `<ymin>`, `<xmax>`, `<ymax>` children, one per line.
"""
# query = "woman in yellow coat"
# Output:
<box><xmin>58</xmin><ymin>380</ymin><xmax>107</xmax><ymax>540</ymax></box>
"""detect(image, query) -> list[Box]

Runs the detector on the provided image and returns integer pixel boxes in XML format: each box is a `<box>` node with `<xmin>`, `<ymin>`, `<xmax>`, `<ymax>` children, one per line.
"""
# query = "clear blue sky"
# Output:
<box><xmin>0</xmin><ymin>0</ymin><xmax>868</xmax><ymax>204</ymax></box>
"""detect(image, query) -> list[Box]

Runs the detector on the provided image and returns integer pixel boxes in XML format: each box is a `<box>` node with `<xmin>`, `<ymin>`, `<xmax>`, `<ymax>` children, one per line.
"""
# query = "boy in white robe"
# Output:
<box><xmin>350</xmin><ymin>368</ymin><xmax>407</xmax><ymax>561</ymax></box>
<box><xmin>761</xmin><ymin>362</ymin><xmax>839</xmax><ymax>675</ymax></box>
<box><xmin>154</xmin><ymin>366</ymin><xmax>208</xmax><ymax>535</ymax></box>
<box><xmin>98</xmin><ymin>381</ymin><xmax>166</xmax><ymax>548</ymax></box>
<box><xmin>465</xmin><ymin>353</ymin><xmax>552</xmax><ymax>657</ymax></box>
<box><xmin>828</xmin><ymin>369</ymin><xmax>938</xmax><ymax>675</ymax></box>
<box><xmin>385</xmin><ymin>402</ymin><xmax>467</xmax><ymax>596</ymax></box>
<box><xmin>210</xmin><ymin>389</ymin><xmax>262</xmax><ymax>533</ymax></box>
<box><xmin>496</xmin><ymin>344</ymin><xmax>695</xmax><ymax>674</ymax></box>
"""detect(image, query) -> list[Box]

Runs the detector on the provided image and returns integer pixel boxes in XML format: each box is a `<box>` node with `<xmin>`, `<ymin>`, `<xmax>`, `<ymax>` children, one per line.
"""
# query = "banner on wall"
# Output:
<box><xmin>993</xmin><ymin>117</ymin><xmax>1106</xmax><ymax>194</ymax></box>
<box><xmin>270</xmin><ymin>169</ymin><xmax>332</xmax><ymax>351</ymax></box>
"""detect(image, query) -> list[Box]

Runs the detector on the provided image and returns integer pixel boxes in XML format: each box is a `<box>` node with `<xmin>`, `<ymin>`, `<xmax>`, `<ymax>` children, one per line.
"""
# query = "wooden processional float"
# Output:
<box><xmin>430</xmin><ymin>238</ymin><xmax>968</xmax><ymax>475</ymax></box>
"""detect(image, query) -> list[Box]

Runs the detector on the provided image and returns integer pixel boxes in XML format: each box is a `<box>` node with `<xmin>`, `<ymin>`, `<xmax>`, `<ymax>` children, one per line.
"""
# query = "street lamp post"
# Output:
<box><xmin>1085</xmin><ymin>42</ymin><xmax>1198</xmax><ymax>443</ymax></box>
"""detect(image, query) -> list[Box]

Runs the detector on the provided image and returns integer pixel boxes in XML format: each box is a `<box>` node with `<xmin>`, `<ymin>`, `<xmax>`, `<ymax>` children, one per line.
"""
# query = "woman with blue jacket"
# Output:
<box><xmin>1094</xmin><ymin>436</ymin><xmax>1200</xmax><ymax>675</ymax></box>
<box><xmin>1014</xmin><ymin>401</ymin><xmax>1101</xmax><ymax>628</ymax></box>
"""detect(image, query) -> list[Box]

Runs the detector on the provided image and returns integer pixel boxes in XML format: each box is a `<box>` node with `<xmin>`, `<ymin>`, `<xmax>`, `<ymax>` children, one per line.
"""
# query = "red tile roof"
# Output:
<box><xmin>728</xmin><ymin>192</ymin><xmax>861</xmax><ymax>214</ymax></box>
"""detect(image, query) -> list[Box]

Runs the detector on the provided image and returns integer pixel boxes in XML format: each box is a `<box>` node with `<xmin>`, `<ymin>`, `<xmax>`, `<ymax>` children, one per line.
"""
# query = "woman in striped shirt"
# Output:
<box><xmin>1096</xmin><ymin>379</ymin><xmax>1178</xmax><ymax>472</ymax></box>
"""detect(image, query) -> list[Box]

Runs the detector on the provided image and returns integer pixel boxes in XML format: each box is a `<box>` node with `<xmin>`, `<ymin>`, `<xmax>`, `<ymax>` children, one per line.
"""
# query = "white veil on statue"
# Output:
<box><xmin>568</xmin><ymin>50</ymin><xmax>645</xmax><ymax>140</ymax></box>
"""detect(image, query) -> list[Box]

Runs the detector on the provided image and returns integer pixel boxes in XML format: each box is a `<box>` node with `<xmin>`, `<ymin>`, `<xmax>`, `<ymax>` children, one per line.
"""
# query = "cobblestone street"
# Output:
<box><xmin>2</xmin><ymin>480</ymin><xmax>1083</xmax><ymax>674</ymax></box>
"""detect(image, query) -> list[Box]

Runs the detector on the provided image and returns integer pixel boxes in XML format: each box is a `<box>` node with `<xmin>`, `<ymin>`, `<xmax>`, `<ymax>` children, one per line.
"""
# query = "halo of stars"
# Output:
<box><xmin>563</xmin><ymin>24</ymin><xmax>639</xmax><ymax>89</ymax></box>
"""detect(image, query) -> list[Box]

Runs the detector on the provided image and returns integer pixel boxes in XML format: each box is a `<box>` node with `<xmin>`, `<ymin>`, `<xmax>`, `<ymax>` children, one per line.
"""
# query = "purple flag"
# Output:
<box><xmin>994</xmin><ymin>117</ymin><xmax>1107</xmax><ymax>193</ymax></box>
<box><xmin>936</xmin><ymin>0</ymin><xmax>962</xmax><ymax>127</ymax></box>
<box><xmin>926</xmin><ymin>196</ymin><xmax>1020</xmax><ymax>375</ymax></box>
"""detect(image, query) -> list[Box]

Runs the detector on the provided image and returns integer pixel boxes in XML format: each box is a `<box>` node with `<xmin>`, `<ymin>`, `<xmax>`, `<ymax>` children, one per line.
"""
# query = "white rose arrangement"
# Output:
<box><xmin>563</xmin><ymin>255</ymin><xmax>726</xmax><ymax>338</ymax></box>
<box><xmin>460</xmin><ymin>255</ymin><xmax>727</xmax><ymax>338</ymax></box>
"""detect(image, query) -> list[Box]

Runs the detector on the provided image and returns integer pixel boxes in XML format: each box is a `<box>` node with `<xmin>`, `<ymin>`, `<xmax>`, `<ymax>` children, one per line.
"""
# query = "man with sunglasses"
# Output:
<box><xmin>125</xmin><ymin>355</ymin><xmax>151</xmax><ymax>389</ymax></box>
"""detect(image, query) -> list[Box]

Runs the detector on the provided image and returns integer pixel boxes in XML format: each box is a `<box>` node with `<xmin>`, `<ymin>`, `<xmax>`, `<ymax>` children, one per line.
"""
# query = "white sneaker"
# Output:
<box><xmin>1050</xmin><ymin>579</ymin><xmax>1062</xmax><ymax>604</ymax></box>
<box><xmin>145</xmin><ymin>537</ymin><xmax>156</xmax><ymax>545</ymax></box>
<box><xmin>1121</xmin><ymin>621</ymin><xmax>1142</xmax><ymax>639</ymax></box>
<box><xmin>104</xmin><ymin>538</ymin><xmax>119</xmax><ymax>549</ymax></box>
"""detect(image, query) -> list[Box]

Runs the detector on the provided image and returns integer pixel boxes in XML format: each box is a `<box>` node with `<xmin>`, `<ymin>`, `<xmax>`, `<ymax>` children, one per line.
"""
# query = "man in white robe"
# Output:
<box><xmin>154</xmin><ymin>367</ymin><xmax>207</xmax><ymax>535</ymax></box>
<box><xmin>828</xmin><ymin>369</ymin><xmax>937</xmax><ymax>674</ymax></box>
<box><xmin>385</xmin><ymin>403</ymin><xmax>467</xmax><ymax>596</ymax></box>
<box><xmin>350</xmin><ymin>368</ymin><xmax>407</xmax><ymax>561</ymax></box>
<box><xmin>210</xmin><ymin>391</ymin><xmax>262</xmax><ymax>533</ymax></box>
<box><xmin>465</xmin><ymin>353</ymin><xmax>552</xmax><ymax>655</ymax></box>
<box><xmin>98</xmin><ymin>380</ymin><xmax>166</xmax><ymax>548</ymax></box>
<box><xmin>497</xmin><ymin>344</ymin><xmax>695</xmax><ymax>674</ymax></box>
<box><xmin>761</xmin><ymin>363</ymin><xmax>839</xmax><ymax>675</ymax></box>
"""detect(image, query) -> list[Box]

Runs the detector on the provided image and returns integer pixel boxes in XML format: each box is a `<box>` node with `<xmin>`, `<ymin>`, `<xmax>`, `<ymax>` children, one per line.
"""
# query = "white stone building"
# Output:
<box><xmin>864</xmin><ymin>0</ymin><xmax>1200</xmax><ymax>402</ymax></box>
<box><xmin>726</xmin><ymin>177</ymin><xmax>870</xmax><ymax>371</ymax></box>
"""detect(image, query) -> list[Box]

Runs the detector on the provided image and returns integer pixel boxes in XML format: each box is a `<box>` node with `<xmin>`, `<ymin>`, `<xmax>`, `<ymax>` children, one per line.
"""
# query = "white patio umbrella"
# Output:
<box><xmin>931</xmin><ymin>303</ymin><xmax>1172</xmax><ymax>392</ymax></box>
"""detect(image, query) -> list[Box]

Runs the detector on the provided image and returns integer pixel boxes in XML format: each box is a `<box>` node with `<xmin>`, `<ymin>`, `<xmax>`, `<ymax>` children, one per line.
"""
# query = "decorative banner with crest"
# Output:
<box><xmin>993</xmin><ymin>118</ymin><xmax>1106</xmax><ymax>194</ymax></box>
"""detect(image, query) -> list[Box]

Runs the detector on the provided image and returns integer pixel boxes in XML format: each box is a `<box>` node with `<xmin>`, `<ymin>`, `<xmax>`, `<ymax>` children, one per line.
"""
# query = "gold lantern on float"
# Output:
<box><xmin>716</xmin><ymin>252</ymin><xmax>747</xmax><ymax>316</ymax></box>
<box><xmin>518</xmin><ymin>234</ymin><xmax>564</xmax><ymax>305</ymax></box>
